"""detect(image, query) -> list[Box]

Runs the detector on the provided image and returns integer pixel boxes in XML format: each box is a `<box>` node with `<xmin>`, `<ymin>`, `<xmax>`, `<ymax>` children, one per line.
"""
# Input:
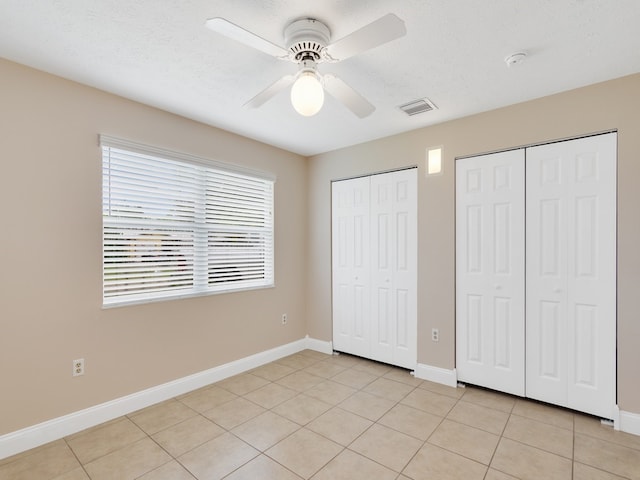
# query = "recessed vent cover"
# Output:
<box><xmin>398</xmin><ymin>98</ymin><xmax>437</xmax><ymax>116</ymax></box>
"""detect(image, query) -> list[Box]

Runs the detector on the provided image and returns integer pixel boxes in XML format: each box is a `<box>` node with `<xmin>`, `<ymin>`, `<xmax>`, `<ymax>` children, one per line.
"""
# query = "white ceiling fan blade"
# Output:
<box><xmin>244</xmin><ymin>75</ymin><xmax>296</xmax><ymax>109</ymax></box>
<box><xmin>323</xmin><ymin>74</ymin><xmax>375</xmax><ymax>118</ymax></box>
<box><xmin>325</xmin><ymin>13</ymin><xmax>406</xmax><ymax>61</ymax></box>
<box><xmin>205</xmin><ymin>18</ymin><xmax>288</xmax><ymax>58</ymax></box>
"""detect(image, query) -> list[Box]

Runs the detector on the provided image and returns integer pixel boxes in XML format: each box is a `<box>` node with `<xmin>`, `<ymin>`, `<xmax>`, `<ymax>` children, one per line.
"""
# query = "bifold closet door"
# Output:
<box><xmin>526</xmin><ymin>133</ymin><xmax>617</xmax><ymax>419</ymax></box>
<box><xmin>332</xmin><ymin>169</ymin><xmax>417</xmax><ymax>369</ymax></box>
<box><xmin>332</xmin><ymin>176</ymin><xmax>371</xmax><ymax>358</ymax></box>
<box><xmin>456</xmin><ymin>150</ymin><xmax>526</xmax><ymax>396</ymax></box>
<box><xmin>369</xmin><ymin>169</ymin><xmax>417</xmax><ymax>369</ymax></box>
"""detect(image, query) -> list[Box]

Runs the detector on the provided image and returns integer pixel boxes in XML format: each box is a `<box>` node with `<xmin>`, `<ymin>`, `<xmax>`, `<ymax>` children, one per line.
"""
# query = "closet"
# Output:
<box><xmin>332</xmin><ymin>168</ymin><xmax>417</xmax><ymax>369</ymax></box>
<box><xmin>456</xmin><ymin>133</ymin><xmax>617</xmax><ymax>419</ymax></box>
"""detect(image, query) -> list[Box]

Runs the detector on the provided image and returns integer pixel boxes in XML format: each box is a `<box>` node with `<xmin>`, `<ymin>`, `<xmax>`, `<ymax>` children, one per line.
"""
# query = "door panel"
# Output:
<box><xmin>332</xmin><ymin>177</ymin><xmax>371</xmax><ymax>357</ymax></box>
<box><xmin>456</xmin><ymin>149</ymin><xmax>526</xmax><ymax>396</ymax></box>
<box><xmin>390</xmin><ymin>170</ymin><xmax>417</xmax><ymax>369</ymax></box>
<box><xmin>526</xmin><ymin>133</ymin><xmax>616</xmax><ymax>419</ymax></box>
<box><xmin>567</xmin><ymin>134</ymin><xmax>617</xmax><ymax>419</ymax></box>
<box><xmin>526</xmin><ymin>157</ymin><xmax>568</xmax><ymax>406</ymax></box>
<box><xmin>539</xmin><ymin>300</ymin><xmax>561</xmax><ymax>379</ymax></box>
<box><xmin>493</xmin><ymin>203</ymin><xmax>512</xmax><ymax>274</ymax></box>
<box><xmin>494</xmin><ymin>296</ymin><xmax>511</xmax><ymax>368</ymax></box>
<box><xmin>370</xmin><ymin>175</ymin><xmax>394</xmax><ymax>364</ymax></box>
<box><xmin>466</xmin><ymin>294</ymin><xmax>482</xmax><ymax>362</ymax></box>
<box><xmin>574</xmin><ymin>304</ymin><xmax>596</xmax><ymax>386</ymax></box>
<box><xmin>466</xmin><ymin>205</ymin><xmax>482</xmax><ymax>273</ymax></box>
<box><xmin>396</xmin><ymin>288</ymin><xmax>409</xmax><ymax>348</ymax></box>
<box><xmin>370</xmin><ymin>169</ymin><xmax>417</xmax><ymax>368</ymax></box>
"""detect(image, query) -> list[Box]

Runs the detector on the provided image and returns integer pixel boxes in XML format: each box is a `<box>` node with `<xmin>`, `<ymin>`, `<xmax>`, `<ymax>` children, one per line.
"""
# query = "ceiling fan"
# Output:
<box><xmin>205</xmin><ymin>14</ymin><xmax>406</xmax><ymax>117</ymax></box>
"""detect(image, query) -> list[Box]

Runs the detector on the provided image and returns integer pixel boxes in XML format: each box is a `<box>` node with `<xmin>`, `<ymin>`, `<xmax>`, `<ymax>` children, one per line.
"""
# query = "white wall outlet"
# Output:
<box><xmin>73</xmin><ymin>358</ymin><xmax>85</xmax><ymax>377</ymax></box>
<box><xmin>431</xmin><ymin>328</ymin><xmax>439</xmax><ymax>342</ymax></box>
<box><xmin>281</xmin><ymin>313</ymin><xmax>288</xmax><ymax>325</ymax></box>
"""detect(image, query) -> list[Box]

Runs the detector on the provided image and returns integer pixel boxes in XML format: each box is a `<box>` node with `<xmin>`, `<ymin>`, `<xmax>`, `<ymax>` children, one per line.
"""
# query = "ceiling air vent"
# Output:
<box><xmin>398</xmin><ymin>98</ymin><xmax>437</xmax><ymax>116</ymax></box>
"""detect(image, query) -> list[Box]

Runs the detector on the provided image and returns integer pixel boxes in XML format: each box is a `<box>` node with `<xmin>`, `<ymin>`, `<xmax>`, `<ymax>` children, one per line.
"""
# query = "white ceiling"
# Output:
<box><xmin>1</xmin><ymin>1</ymin><xmax>639</xmax><ymax>156</ymax></box>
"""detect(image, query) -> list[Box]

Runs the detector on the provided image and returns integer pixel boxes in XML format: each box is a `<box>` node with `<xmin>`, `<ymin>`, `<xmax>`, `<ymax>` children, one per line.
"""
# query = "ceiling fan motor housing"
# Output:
<box><xmin>284</xmin><ymin>18</ymin><xmax>331</xmax><ymax>62</ymax></box>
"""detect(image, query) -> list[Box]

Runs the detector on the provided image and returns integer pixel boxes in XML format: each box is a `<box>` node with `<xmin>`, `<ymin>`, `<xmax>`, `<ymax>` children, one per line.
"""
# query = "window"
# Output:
<box><xmin>101</xmin><ymin>136</ymin><xmax>274</xmax><ymax>307</ymax></box>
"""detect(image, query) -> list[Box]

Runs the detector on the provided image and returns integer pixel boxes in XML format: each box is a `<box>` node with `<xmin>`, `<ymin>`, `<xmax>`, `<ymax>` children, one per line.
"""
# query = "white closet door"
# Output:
<box><xmin>456</xmin><ymin>150</ymin><xmax>526</xmax><ymax>396</ymax></box>
<box><xmin>526</xmin><ymin>133</ymin><xmax>616</xmax><ymax>419</ymax></box>
<box><xmin>332</xmin><ymin>177</ymin><xmax>371</xmax><ymax>358</ymax></box>
<box><xmin>332</xmin><ymin>169</ymin><xmax>417</xmax><ymax>369</ymax></box>
<box><xmin>370</xmin><ymin>169</ymin><xmax>417</xmax><ymax>369</ymax></box>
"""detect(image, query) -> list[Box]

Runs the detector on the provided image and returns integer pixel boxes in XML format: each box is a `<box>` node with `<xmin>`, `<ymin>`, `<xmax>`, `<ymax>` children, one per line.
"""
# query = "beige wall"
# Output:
<box><xmin>0</xmin><ymin>59</ymin><xmax>308</xmax><ymax>435</ymax></box>
<box><xmin>2</xmin><ymin>55</ymin><xmax>639</xmax><ymax>438</ymax></box>
<box><xmin>307</xmin><ymin>73</ymin><xmax>640</xmax><ymax>414</ymax></box>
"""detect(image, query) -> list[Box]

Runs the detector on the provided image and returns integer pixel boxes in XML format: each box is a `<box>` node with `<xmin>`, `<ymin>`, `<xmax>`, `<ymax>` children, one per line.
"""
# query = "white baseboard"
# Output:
<box><xmin>0</xmin><ymin>337</ymin><xmax>328</xmax><ymax>461</ymax></box>
<box><xmin>414</xmin><ymin>363</ymin><xmax>457</xmax><ymax>387</ymax></box>
<box><xmin>618</xmin><ymin>408</ymin><xmax>640</xmax><ymax>436</ymax></box>
<box><xmin>304</xmin><ymin>335</ymin><xmax>333</xmax><ymax>355</ymax></box>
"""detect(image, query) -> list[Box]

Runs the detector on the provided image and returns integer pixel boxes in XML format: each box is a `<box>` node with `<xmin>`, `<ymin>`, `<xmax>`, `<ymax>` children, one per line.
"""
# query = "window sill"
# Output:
<box><xmin>102</xmin><ymin>283</ymin><xmax>275</xmax><ymax>309</ymax></box>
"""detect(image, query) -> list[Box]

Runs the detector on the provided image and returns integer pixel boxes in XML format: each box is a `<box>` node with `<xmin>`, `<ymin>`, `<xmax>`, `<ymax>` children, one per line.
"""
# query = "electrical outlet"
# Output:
<box><xmin>281</xmin><ymin>313</ymin><xmax>288</xmax><ymax>325</ymax></box>
<box><xmin>73</xmin><ymin>358</ymin><xmax>85</xmax><ymax>377</ymax></box>
<box><xmin>431</xmin><ymin>328</ymin><xmax>439</xmax><ymax>342</ymax></box>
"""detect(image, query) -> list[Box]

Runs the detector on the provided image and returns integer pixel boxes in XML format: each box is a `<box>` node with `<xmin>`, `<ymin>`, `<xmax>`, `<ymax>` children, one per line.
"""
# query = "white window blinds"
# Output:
<box><xmin>101</xmin><ymin>136</ymin><xmax>274</xmax><ymax>306</ymax></box>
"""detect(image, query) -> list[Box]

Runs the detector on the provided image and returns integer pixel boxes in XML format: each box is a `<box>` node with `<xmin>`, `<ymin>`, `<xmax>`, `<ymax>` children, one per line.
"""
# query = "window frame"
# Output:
<box><xmin>100</xmin><ymin>135</ymin><xmax>276</xmax><ymax>308</ymax></box>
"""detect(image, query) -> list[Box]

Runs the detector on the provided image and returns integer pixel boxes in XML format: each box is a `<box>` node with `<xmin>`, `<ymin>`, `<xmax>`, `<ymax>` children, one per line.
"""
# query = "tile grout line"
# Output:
<box><xmin>61</xmin><ymin>437</ymin><xmax>92</xmax><ymax>480</ymax></box>
<box><xmin>572</xmin><ymin>412</ymin><xmax>576</xmax><ymax>479</ymax></box>
<box><xmin>481</xmin><ymin>392</ymin><xmax>516</xmax><ymax>479</ymax></box>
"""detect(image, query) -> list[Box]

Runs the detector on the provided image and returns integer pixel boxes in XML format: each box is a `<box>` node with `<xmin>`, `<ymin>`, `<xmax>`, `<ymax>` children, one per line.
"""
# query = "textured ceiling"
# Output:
<box><xmin>1</xmin><ymin>1</ymin><xmax>639</xmax><ymax>156</ymax></box>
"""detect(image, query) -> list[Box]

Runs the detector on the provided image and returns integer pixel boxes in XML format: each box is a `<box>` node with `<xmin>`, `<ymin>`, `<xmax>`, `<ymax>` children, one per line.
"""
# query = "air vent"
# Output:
<box><xmin>398</xmin><ymin>98</ymin><xmax>437</xmax><ymax>116</ymax></box>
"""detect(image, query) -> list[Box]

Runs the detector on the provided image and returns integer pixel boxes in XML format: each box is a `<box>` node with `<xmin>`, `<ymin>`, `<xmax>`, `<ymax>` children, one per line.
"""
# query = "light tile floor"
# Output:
<box><xmin>2</xmin><ymin>350</ymin><xmax>640</xmax><ymax>479</ymax></box>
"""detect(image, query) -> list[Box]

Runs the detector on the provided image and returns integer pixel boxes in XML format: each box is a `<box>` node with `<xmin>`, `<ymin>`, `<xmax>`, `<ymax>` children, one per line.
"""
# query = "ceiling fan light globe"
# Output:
<box><xmin>291</xmin><ymin>72</ymin><xmax>324</xmax><ymax>116</ymax></box>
